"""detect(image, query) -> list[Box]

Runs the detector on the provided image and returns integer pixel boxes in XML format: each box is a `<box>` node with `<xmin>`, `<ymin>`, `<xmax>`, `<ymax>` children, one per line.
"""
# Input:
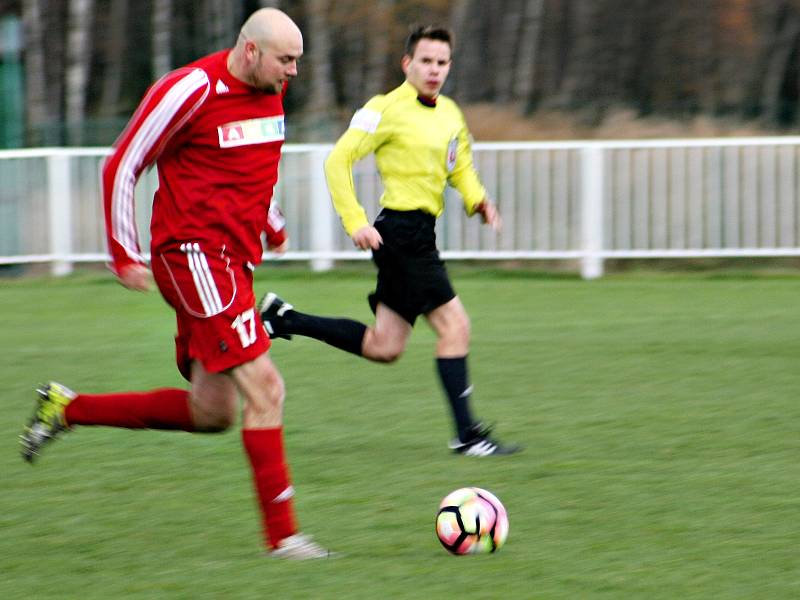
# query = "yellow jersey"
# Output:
<box><xmin>324</xmin><ymin>80</ymin><xmax>487</xmax><ymax>236</ymax></box>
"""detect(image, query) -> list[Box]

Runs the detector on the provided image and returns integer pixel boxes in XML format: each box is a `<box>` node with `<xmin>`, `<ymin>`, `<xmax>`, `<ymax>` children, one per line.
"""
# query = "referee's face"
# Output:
<box><xmin>403</xmin><ymin>39</ymin><xmax>452</xmax><ymax>99</ymax></box>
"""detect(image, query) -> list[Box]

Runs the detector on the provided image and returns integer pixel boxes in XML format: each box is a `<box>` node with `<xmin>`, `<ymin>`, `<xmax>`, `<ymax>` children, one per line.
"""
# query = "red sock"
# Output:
<box><xmin>64</xmin><ymin>388</ymin><xmax>194</xmax><ymax>431</ymax></box>
<box><xmin>242</xmin><ymin>427</ymin><xmax>297</xmax><ymax>549</ymax></box>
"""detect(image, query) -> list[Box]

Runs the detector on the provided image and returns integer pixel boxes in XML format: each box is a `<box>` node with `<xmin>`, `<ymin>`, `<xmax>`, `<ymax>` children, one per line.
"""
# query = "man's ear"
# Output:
<box><xmin>401</xmin><ymin>54</ymin><xmax>411</xmax><ymax>74</ymax></box>
<box><xmin>245</xmin><ymin>40</ymin><xmax>260</xmax><ymax>62</ymax></box>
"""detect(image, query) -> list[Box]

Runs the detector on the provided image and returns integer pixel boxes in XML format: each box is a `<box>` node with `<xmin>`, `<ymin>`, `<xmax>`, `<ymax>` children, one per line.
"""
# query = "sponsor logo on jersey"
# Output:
<box><xmin>215</xmin><ymin>79</ymin><xmax>229</xmax><ymax>94</ymax></box>
<box><xmin>447</xmin><ymin>136</ymin><xmax>458</xmax><ymax>172</ymax></box>
<box><xmin>349</xmin><ymin>108</ymin><xmax>382</xmax><ymax>133</ymax></box>
<box><xmin>217</xmin><ymin>116</ymin><xmax>285</xmax><ymax>148</ymax></box>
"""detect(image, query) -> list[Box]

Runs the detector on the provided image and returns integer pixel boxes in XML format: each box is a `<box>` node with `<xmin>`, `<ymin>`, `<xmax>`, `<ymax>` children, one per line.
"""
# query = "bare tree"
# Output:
<box><xmin>306</xmin><ymin>0</ymin><xmax>335</xmax><ymax>125</ymax></box>
<box><xmin>20</xmin><ymin>0</ymin><xmax>800</xmax><ymax>144</ymax></box>
<box><xmin>98</xmin><ymin>0</ymin><xmax>127</xmax><ymax>117</ymax></box>
<box><xmin>449</xmin><ymin>0</ymin><xmax>484</xmax><ymax>101</ymax></box>
<box><xmin>21</xmin><ymin>0</ymin><xmax>48</xmax><ymax>144</ymax></box>
<box><xmin>555</xmin><ymin>0</ymin><xmax>601</xmax><ymax>112</ymax></box>
<box><xmin>331</xmin><ymin>2</ymin><xmax>365</xmax><ymax>109</ymax></box>
<box><xmin>152</xmin><ymin>0</ymin><xmax>172</xmax><ymax>78</ymax></box>
<box><xmin>203</xmin><ymin>0</ymin><xmax>234</xmax><ymax>53</ymax></box>
<box><xmin>511</xmin><ymin>0</ymin><xmax>545</xmax><ymax>104</ymax></box>
<box><xmin>65</xmin><ymin>0</ymin><xmax>94</xmax><ymax>145</ymax></box>
<box><xmin>494</xmin><ymin>0</ymin><xmax>526</xmax><ymax>103</ymax></box>
<box><xmin>365</xmin><ymin>0</ymin><xmax>394</xmax><ymax>97</ymax></box>
<box><xmin>753</xmin><ymin>1</ymin><xmax>800</xmax><ymax>122</ymax></box>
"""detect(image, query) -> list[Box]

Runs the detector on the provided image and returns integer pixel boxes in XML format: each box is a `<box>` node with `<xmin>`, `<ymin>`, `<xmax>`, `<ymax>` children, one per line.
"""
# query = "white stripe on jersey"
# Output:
<box><xmin>111</xmin><ymin>69</ymin><xmax>210</xmax><ymax>262</ymax></box>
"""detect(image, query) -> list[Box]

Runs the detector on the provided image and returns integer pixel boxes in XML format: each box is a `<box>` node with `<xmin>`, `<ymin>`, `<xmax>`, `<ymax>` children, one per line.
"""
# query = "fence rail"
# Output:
<box><xmin>3</xmin><ymin>138</ymin><xmax>800</xmax><ymax>278</ymax></box>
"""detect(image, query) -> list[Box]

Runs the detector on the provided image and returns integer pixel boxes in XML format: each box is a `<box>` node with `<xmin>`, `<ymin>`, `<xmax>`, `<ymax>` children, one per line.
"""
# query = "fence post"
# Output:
<box><xmin>580</xmin><ymin>146</ymin><xmax>604</xmax><ymax>279</ymax></box>
<box><xmin>309</xmin><ymin>147</ymin><xmax>334</xmax><ymax>271</ymax></box>
<box><xmin>47</xmin><ymin>154</ymin><xmax>73</xmax><ymax>276</ymax></box>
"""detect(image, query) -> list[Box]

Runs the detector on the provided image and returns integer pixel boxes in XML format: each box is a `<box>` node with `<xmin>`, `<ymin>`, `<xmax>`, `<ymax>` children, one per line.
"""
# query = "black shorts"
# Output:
<box><xmin>368</xmin><ymin>208</ymin><xmax>456</xmax><ymax>325</ymax></box>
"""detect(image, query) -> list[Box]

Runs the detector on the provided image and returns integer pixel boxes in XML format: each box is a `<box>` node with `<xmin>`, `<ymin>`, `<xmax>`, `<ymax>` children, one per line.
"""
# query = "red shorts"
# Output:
<box><xmin>151</xmin><ymin>243</ymin><xmax>270</xmax><ymax>380</ymax></box>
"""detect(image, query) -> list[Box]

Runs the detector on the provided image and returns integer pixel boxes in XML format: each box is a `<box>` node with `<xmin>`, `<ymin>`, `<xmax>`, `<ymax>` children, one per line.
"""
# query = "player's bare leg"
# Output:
<box><xmin>426</xmin><ymin>297</ymin><xmax>470</xmax><ymax>358</ymax></box>
<box><xmin>360</xmin><ymin>303</ymin><xmax>412</xmax><ymax>363</ymax></box>
<box><xmin>189</xmin><ymin>361</ymin><xmax>238</xmax><ymax>431</ymax></box>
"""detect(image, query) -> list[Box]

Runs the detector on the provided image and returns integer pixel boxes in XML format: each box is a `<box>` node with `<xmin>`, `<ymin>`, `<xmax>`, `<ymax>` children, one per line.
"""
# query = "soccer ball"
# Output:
<box><xmin>435</xmin><ymin>487</ymin><xmax>509</xmax><ymax>554</ymax></box>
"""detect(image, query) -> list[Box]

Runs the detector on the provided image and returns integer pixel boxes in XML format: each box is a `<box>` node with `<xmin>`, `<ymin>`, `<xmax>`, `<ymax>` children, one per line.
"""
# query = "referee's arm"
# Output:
<box><xmin>448</xmin><ymin>121</ymin><xmax>501</xmax><ymax>231</ymax></box>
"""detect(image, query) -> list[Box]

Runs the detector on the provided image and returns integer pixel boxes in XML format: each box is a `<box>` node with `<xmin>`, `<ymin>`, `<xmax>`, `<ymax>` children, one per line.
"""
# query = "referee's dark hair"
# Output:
<box><xmin>404</xmin><ymin>25</ymin><xmax>454</xmax><ymax>57</ymax></box>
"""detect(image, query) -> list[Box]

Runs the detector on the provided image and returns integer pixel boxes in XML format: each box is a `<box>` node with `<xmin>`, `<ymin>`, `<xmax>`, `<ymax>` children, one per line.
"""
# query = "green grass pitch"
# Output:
<box><xmin>1</xmin><ymin>265</ymin><xmax>799</xmax><ymax>599</ymax></box>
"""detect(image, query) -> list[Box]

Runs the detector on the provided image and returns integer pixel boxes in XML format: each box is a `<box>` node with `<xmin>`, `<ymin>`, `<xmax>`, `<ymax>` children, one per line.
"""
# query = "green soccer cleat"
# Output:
<box><xmin>20</xmin><ymin>382</ymin><xmax>76</xmax><ymax>463</ymax></box>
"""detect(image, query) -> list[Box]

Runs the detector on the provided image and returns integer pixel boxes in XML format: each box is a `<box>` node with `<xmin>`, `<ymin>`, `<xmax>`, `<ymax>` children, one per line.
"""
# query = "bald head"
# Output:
<box><xmin>239</xmin><ymin>8</ymin><xmax>302</xmax><ymax>48</ymax></box>
<box><xmin>228</xmin><ymin>8</ymin><xmax>303</xmax><ymax>93</ymax></box>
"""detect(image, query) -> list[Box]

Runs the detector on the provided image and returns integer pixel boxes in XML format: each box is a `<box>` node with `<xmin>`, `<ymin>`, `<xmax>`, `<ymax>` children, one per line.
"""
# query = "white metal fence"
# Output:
<box><xmin>3</xmin><ymin>138</ymin><xmax>800</xmax><ymax>279</ymax></box>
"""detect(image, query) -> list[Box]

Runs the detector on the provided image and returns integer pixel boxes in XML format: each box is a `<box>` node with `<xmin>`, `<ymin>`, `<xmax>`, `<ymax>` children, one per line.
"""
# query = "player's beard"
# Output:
<box><xmin>254</xmin><ymin>78</ymin><xmax>282</xmax><ymax>95</ymax></box>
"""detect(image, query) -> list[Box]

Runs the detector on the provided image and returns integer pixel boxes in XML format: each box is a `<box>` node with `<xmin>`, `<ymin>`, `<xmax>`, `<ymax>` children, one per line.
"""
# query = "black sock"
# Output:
<box><xmin>281</xmin><ymin>310</ymin><xmax>367</xmax><ymax>356</ymax></box>
<box><xmin>436</xmin><ymin>356</ymin><xmax>475</xmax><ymax>441</ymax></box>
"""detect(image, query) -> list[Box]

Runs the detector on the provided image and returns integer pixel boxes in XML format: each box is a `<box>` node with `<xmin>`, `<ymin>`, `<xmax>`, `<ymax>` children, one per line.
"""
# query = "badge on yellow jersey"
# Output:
<box><xmin>447</xmin><ymin>136</ymin><xmax>458</xmax><ymax>172</ymax></box>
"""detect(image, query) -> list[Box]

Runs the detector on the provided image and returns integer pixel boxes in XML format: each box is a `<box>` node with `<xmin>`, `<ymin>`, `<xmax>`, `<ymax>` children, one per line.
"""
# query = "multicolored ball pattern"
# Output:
<box><xmin>435</xmin><ymin>487</ymin><xmax>509</xmax><ymax>554</ymax></box>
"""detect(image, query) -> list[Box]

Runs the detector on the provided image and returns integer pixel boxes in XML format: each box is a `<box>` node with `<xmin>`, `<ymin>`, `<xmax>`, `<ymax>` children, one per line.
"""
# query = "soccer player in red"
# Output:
<box><xmin>20</xmin><ymin>8</ymin><xmax>330</xmax><ymax>560</ymax></box>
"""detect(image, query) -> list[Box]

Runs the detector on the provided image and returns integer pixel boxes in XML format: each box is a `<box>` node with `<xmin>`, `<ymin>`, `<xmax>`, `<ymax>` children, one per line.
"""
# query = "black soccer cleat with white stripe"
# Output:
<box><xmin>448</xmin><ymin>423</ymin><xmax>521</xmax><ymax>457</ymax></box>
<box><xmin>258</xmin><ymin>292</ymin><xmax>294</xmax><ymax>340</ymax></box>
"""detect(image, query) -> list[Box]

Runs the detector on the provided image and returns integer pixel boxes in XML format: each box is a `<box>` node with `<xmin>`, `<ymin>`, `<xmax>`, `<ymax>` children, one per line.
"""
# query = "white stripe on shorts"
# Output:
<box><xmin>182</xmin><ymin>243</ymin><xmax>222</xmax><ymax>316</ymax></box>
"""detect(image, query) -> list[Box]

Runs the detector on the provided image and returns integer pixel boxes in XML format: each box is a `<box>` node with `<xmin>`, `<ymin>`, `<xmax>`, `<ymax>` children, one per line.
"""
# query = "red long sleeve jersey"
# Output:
<box><xmin>102</xmin><ymin>50</ymin><xmax>287</xmax><ymax>274</ymax></box>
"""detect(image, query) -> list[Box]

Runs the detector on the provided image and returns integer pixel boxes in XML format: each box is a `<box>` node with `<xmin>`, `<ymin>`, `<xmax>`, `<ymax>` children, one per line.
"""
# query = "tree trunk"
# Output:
<box><xmin>715</xmin><ymin>0</ymin><xmax>757</xmax><ymax>113</ymax></box>
<box><xmin>334</xmin><ymin>3</ymin><xmax>364</xmax><ymax>110</ymax></box>
<box><xmin>527</xmin><ymin>0</ymin><xmax>573</xmax><ymax>112</ymax></box>
<box><xmin>449</xmin><ymin>0</ymin><xmax>479</xmax><ymax>98</ymax></box>
<box><xmin>556</xmin><ymin>0</ymin><xmax>599</xmax><ymax>111</ymax></box>
<box><xmin>695</xmin><ymin>0</ymin><xmax>721</xmax><ymax>114</ymax></box>
<box><xmin>364</xmin><ymin>0</ymin><xmax>394</xmax><ymax>97</ymax></box>
<box><xmin>494</xmin><ymin>0</ymin><xmax>525</xmax><ymax>103</ymax></box>
<box><xmin>306</xmin><ymin>0</ymin><xmax>336</xmax><ymax>138</ymax></box>
<box><xmin>98</xmin><ymin>0</ymin><xmax>127</xmax><ymax>117</ymax></box>
<box><xmin>610</xmin><ymin>0</ymin><xmax>646</xmax><ymax>109</ymax></box>
<box><xmin>513</xmin><ymin>0</ymin><xmax>545</xmax><ymax>104</ymax></box>
<box><xmin>21</xmin><ymin>0</ymin><xmax>48</xmax><ymax>144</ymax></box>
<box><xmin>152</xmin><ymin>0</ymin><xmax>172</xmax><ymax>78</ymax></box>
<box><xmin>759</xmin><ymin>2</ymin><xmax>800</xmax><ymax>122</ymax></box>
<box><xmin>203</xmin><ymin>0</ymin><xmax>233</xmax><ymax>53</ymax></box>
<box><xmin>65</xmin><ymin>0</ymin><xmax>94</xmax><ymax>145</ymax></box>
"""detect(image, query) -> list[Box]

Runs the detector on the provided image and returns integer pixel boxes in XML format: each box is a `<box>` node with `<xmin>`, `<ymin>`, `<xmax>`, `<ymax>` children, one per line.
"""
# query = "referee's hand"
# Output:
<box><xmin>352</xmin><ymin>225</ymin><xmax>383</xmax><ymax>250</ymax></box>
<box><xmin>476</xmin><ymin>199</ymin><xmax>502</xmax><ymax>232</ymax></box>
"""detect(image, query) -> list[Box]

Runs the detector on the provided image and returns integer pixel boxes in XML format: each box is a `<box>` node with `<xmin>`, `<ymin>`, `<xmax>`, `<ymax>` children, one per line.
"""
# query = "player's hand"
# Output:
<box><xmin>118</xmin><ymin>263</ymin><xmax>152</xmax><ymax>292</ymax></box>
<box><xmin>351</xmin><ymin>225</ymin><xmax>383</xmax><ymax>250</ymax></box>
<box><xmin>268</xmin><ymin>238</ymin><xmax>289</xmax><ymax>255</ymax></box>
<box><xmin>476</xmin><ymin>199</ymin><xmax>502</xmax><ymax>232</ymax></box>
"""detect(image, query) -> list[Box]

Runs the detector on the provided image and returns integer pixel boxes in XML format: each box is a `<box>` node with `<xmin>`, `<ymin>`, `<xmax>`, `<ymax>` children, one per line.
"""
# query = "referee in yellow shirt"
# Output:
<box><xmin>261</xmin><ymin>25</ymin><xmax>519</xmax><ymax>456</ymax></box>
